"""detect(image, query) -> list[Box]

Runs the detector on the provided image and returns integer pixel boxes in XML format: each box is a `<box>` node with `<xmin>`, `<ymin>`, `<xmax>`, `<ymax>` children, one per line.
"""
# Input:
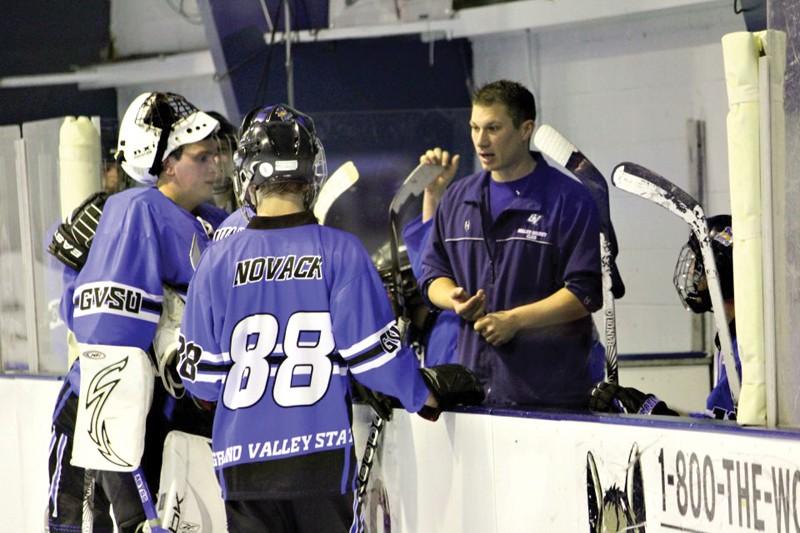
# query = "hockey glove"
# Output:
<box><xmin>153</xmin><ymin>286</ymin><xmax>186</xmax><ymax>398</ymax></box>
<box><xmin>48</xmin><ymin>191</ymin><xmax>108</xmax><ymax>271</ymax></box>
<box><xmin>350</xmin><ymin>377</ymin><xmax>397</xmax><ymax>422</ymax></box>
<box><xmin>418</xmin><ymin>364</ymin><xmax>484</xmax><ymax>421</ymax></box>
<box><xmin>589</xmin><ymin>381</ymin><xmax>678</xmax><ymax>416</ymax></box>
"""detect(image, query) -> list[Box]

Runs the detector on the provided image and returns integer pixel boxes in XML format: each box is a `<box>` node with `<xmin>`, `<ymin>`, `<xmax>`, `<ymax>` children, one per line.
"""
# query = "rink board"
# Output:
<box><xmin>353</xmin><ymin>405</ymin><xmax>800</xmax><ymax>533</ymax></box>
<box><xmin>4</xmin><ymin>377</ymin><xmax>800</xmax><ymax>533</ymax></box>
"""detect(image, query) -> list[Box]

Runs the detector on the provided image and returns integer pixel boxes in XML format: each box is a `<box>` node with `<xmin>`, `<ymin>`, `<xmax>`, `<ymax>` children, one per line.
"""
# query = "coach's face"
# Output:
<box><xmin>470</xmin><ymin>103</ymin><xmax>534</xmax><ymax>181</ymax></box>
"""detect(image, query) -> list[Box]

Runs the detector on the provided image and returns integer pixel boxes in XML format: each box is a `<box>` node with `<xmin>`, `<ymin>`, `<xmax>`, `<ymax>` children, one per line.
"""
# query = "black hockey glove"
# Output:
<box><xmin>418</xmin><ymin>364</ymin><xmax>485</xmax><ymax>421</ymax></box>
<box><xmin>350</xmin><ymin>377</ymin><xmax>398</xmax><ymax>422</ymax></box>
<box><xmin>48</xmin><ymin>191</ymin><xmax>108</xmax><ymax>271</ymax></box>
<box><xmin>589</xmin><ymin>381</ymin><xmax>678</xmax><ymax>416</ymax></box>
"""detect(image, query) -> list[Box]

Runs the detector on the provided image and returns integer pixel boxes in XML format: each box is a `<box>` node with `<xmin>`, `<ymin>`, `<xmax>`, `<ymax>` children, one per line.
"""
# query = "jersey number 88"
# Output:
<box><xmin>224</xmin><ymin>312</ymin><xmax>334</xmax><ymax>409</ymax></box>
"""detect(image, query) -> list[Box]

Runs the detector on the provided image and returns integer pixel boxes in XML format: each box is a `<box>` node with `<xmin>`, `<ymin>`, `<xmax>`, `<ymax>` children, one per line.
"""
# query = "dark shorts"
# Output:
<box><xmin>225</xmin><ymin>492</ymin><xmax>358</xmax><ymax>533</ymax></box>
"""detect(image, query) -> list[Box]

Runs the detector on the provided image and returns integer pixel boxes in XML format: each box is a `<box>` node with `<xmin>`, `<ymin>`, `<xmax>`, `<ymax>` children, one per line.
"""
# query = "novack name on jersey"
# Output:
<box><xmin>233</xmin><ymin>255</ymin><xmax>323</xmax><ymax>287</ymax></box>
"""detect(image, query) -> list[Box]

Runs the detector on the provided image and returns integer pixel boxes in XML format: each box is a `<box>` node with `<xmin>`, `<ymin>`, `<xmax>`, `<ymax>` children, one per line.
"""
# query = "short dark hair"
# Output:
<box><xmin>472</xmin><ymin>80</ymin><xmax>536</xmax><ymax>127</ymax></box>
<box><xmin>255</xmin><ymin>181</ymin><xmax>309</xmax><ymax>198</ymax></box>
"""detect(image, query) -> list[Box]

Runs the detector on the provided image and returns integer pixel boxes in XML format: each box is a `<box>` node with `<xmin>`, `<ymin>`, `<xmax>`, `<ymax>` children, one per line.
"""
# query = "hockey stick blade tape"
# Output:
<box><xmin>533</xmin><ymin>124</ymin><xmax>576</xmax><ymax>167</ymax></box>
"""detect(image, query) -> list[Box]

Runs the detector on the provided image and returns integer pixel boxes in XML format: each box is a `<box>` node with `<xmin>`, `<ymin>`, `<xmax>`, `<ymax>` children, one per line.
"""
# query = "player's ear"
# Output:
<box><xmin>520</xmin><ymin>119</ymin><xmax>535</xmax><ymax>141</ymax></box>
<box><xmin>162</xmin><ymin>155</ymin><xmax>178</xmax><ymax>179</ymax></box>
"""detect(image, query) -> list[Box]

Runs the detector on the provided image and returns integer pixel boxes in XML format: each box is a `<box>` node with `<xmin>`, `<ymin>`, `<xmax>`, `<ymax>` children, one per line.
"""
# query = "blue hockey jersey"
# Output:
<box><xmin>179</xmin><ymin>211</ymin><xmax>430</xmax><ymax>499</ymax></box>
<box><xmin>212</xmin><ymin>206</ymin><xmax>254</xmax><ymax>242</ymax></box>
<box><xmin>67</xmin><ymin>187</ymin><xmax>226</xmax><ymax>387</ymax></box>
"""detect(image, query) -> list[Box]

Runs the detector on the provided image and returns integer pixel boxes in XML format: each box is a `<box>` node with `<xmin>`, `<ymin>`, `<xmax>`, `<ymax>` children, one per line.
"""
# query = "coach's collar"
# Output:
<box><xmin>247</xmin><ymin>210</ymin><xmax>317</xmax><ymax>230</ymax></box>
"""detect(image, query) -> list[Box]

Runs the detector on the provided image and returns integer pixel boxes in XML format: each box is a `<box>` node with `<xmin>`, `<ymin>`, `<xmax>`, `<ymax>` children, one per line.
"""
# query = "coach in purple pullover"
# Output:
<box><xmin>419</xmin><ymin>80</ymin><xmax>602</xmax><ymax>408</ymax></box>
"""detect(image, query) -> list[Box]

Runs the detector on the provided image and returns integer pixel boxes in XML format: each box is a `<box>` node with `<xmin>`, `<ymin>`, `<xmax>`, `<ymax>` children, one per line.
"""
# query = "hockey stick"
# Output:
<box><xmin>354</xmin><ymin>163</ymin><xmax>443</xmax><ymax>527</ymax></box>
<box><xmin>533</xmin><ymin>124</ymin><xmax>622</xmax><ymax>383</ymax></box>
<box><xmin>81</xmin><ymin>470</ymin><xmax>95</xmax><ymax>533</ymax></box>
<box><xmin>132</xmin><ymin>466</ymin><xmax>169</xmax><ymax>533</ymax></box>
<box><xmin>314</xmin><ymin>161</ymin><xmax>359</xmax><ymax>224</ymax></box>
<box><xmin>388</xmin><ymin>163</ymin><xmax>444</xmax><ymax>321</ymax></box>
<box><xmin>611</xmin><ymin>162</ymin><xmax>741</xmax><ymax>403</ymax></box>
<box><xmin>355</xmin><ymin>415</ymin><xmax>385</xmax><ymax>531</ymax></box>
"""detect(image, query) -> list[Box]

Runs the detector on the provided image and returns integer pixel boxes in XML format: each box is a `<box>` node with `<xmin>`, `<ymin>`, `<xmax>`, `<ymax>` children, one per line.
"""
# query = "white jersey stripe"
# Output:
<box><xmin>201</xmin><ymin>351</ymin><xmax>229</xmax><ymax>364</ymax></box>
<box><xmin>194</xmin><ymin>373</ymin><xmax>225</xmax><ymax>385</ymax></box>
<box><xmin>73</xmin><ymin>307</ymin><xmax>160</xmax><ymax>323</ymax></box>
<box><xmin>496</xmin><ymin>237</ymin><xmax>553</xmax><ymax>245</ymax></box>
<box><xmin>339</xmin><ymin>320</ymin><xmax>394</xmax><ymax>359</ymax></box>
<box><xmin>349</xmin><ymin>350</ymin><xmax>398</xmax><ymax>375</ymax></box>
<box><xmin>444</xmin><ymin>237</ymin><xmax>483</xmax><ymax>242</ymax></box>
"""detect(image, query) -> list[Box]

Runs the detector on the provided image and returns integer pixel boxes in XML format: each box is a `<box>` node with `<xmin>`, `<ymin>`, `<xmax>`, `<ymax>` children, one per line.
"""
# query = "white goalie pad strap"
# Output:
<box><xmin>157</xmin><ymin>431</ymin><xmax>228</xmax><ymax>533</ymax></box>
<box><xmin>153</xmin><ymin>286</ymin><xmax>185</xmax><ymax>368</ymax></box>
<box><xmin>71</xmin><ymin>344</ymin><xmax>155</xmax><ymax>472</ymax></box>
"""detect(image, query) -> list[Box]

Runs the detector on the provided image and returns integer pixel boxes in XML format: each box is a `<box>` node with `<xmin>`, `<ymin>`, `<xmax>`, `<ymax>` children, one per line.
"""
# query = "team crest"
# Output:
<box><xmin>586</xmin><ymin>442</ymin><xmax>646</xmax><ymax>532</ymax></box>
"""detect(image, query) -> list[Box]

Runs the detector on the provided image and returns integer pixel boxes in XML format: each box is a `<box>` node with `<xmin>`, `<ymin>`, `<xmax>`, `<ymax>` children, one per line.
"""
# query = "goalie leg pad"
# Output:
<box><xmin>157</xmin><ymin>431</ymin><xmax>228</xmax><ymax>533</ymax></box>
<box><xmin>71</xmin><ymin>344</ymin><xmax>155</xmax><ymax>472</ymax></box>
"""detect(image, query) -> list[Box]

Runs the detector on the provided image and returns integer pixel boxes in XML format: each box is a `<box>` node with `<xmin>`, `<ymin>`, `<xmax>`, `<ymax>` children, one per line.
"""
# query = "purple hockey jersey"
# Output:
<box><xmin>64</xmin><ymin>187</ymin><xmax>226</xmax><ymax>394</ymax></box>
<box><xmin>179</xmin><ymin>211</ymin><xmax>429</xmax><ymax>499</ymax></box>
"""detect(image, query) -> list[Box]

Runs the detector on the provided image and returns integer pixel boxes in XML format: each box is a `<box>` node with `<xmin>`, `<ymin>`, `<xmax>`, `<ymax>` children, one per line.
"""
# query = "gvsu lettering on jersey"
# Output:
<box><xmin>379</xmin><ymin>325</ymin><xmax>402</xmax><ymax>354</ymax></box>
<box><xmin>233</xmin><ymin>255</ymin><xmax>322</xmax><ymax>287</ymax></box>
<box><xmin>76</xmin><ymin>285</ymin><xmax>142</xmax><ymax>314</ymax></box>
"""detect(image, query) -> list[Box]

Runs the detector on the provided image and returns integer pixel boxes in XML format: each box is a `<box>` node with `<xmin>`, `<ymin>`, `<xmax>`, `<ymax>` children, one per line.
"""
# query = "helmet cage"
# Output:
<box><xmin>672</xmin><ymin>216</ymin><xmax>733</xmax><ymax>314</ymax></box>
<box><xmin>116</xmin><ymin>92</ymin><xmax>218</xmax><ymax>185</ymax></box>
<box><xmin>673</xmin><ymin>243</ymin><xmax>711</xmax><ymax>313</ymax></box>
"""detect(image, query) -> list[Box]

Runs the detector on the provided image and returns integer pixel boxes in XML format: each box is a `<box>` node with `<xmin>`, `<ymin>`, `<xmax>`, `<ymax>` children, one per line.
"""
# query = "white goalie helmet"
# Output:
<box><xmin>116</xmin><ymin>92</ymin><xmax>219</xmax><ymax>185</ymax></box>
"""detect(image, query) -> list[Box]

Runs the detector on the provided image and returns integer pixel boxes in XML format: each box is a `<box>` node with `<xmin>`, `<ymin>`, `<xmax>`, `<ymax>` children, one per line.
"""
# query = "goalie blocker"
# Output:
<box><xmin>49</xmin><ymin>191</ymin><xmax>109</xmax><ymax>271</ymax></box>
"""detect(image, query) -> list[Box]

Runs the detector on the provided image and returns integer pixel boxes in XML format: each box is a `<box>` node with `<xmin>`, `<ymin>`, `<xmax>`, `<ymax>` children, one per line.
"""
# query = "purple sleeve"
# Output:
<box><xmin>71</xmin><ymin>200</ymin><xmax>164</xmax><ymax>349</ymax></box>
<box><xmin>331</xmin><ymin>246</ymin><xmax>429</xmax><ymax>413</ymax></box>
<box><xmin>401</xmin><ymin>214</ymin><xmax>431</xmax><ymax>280</ymax></box>
<box><xmin>418</xmin><ymin>198</ymin><xmax>456</xmax><ymax>307</ymax></box>
<box><xmin>559</xmin><ymin>193</ymin><xmax>602</xmax><ymax>313</ymax></box>
<box><xmin>179</xmin><ymin>256</ymin><xmax>224</xmax><ymax>402</ymax></box>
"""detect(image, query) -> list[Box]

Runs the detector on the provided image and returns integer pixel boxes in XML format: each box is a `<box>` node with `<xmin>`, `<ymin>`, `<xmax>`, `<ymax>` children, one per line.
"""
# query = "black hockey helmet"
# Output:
<box><xmin>233</xmin><ymin>104</ymin><xmax>326</xmax><ymax>210</ymax></box>
<box><xmin>673</xmin><ymin>214</ymin><xmax>733</xmax><ymax>313</ymax></box>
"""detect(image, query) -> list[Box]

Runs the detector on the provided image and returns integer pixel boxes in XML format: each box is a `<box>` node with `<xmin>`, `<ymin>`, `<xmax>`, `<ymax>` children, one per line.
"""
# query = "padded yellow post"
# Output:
<box><xmin>722</xmin><ymin>30</ymin><xmax>786</xmax><ymax>425</ymax></box>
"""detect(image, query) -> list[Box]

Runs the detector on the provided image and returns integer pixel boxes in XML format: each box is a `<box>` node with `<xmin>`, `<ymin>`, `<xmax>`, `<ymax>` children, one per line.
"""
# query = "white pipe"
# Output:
<box><xmin>758</xmin><ymin>54</ymin><xmax>778</xmax><ymax>428</ymax></box>
<box><xmin>0</xmin><ymin>51</ymin><xmax>214</xmax><ymax>90</ymax></box>
<box><xmin>13</xmin><ymin>139</ymin><xmax>40</xmax><ymax>373</ymax></box>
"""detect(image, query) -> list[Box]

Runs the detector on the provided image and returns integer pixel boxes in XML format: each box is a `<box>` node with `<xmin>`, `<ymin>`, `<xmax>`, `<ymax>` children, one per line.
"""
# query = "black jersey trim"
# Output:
<box><xmin>221</xmin><ymin>447</ymin><xmax>355</xmax><ymax>499</ymax></box>
<box><xmin>246</xmin><ymin>211</ymin><xmax>317</xmax><ymax>230</ymax></box>
<box><xmin>140</xmin><ymin>299</ymin><xmax>163</xmax><ymax>314</ymax></box>
<box><xmin>198</xmin><ymin>362</ymin><xmax>231</xmax><ymax>373</ymax></box>
<box><xmin>345</xmin><ymin>344</ymin><xmax>383</xmax><ymax>366</ymax></box>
